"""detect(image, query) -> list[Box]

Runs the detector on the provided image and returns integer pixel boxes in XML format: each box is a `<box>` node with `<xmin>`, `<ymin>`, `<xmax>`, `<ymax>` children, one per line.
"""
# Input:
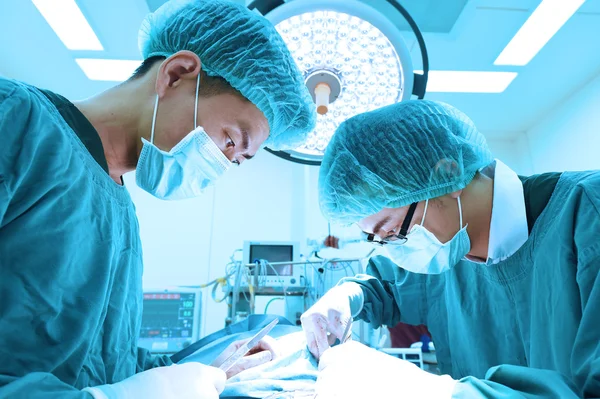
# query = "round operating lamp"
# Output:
<box><xmin>248</xmin><ymin>0</ymin><xmax>429</xmax><ymax>165</ymax></box>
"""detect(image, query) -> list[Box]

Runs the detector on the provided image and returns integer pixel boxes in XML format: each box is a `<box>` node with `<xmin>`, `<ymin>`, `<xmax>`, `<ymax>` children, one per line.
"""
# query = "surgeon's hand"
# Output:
<box><xmin>301</xmin><ymin>283</ymin><xmax>356</xmax><ymax>360</ymax></box>
<box><xmin>83</xmin><ymin>362</ymin><xmax>226</xmax><ymax>399</ymax></box>
<box><xmin>211</xmin><ymin>336</ymin><xmax>279</xmax><ymax>379</ymax></box>
<box><xmin>315</xmin><ymin>341</ymin><xmax>457</xmax><ymax>399</ymax></box>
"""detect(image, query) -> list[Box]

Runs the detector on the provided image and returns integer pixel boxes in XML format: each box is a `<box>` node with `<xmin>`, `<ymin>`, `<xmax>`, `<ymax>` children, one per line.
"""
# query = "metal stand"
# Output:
<box><xmin>226</xmin><ymin>257</ymin><xmax>367</xmax><ymax>328</ymax></box>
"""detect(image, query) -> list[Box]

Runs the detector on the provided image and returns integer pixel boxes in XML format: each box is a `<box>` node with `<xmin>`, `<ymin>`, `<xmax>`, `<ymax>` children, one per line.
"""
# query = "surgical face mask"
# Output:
<box><xmin>135</xmin><ymin>74</ymin><xmax>231</xmax><ymax>200</ymax></box>
<box><xmin>386</xmin><ymin>197</ymin><xmax>471</xmax><ymax>274</ymax></box>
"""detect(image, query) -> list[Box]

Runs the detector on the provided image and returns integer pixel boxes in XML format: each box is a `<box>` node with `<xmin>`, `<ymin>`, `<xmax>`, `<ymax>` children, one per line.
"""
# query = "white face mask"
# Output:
<box><xmin>386</xmin><ymin>197</ymin><xmax>471</xmax><ymax>274</ymax></box>
<box><xmin>135</xmin><ymin>74</ymin><xmax>231</xmax><ymax>200</ymax></box>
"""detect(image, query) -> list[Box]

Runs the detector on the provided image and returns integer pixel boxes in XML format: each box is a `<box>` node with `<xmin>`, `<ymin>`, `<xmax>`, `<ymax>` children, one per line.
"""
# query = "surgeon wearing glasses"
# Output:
<box><xmin>302</xmin><ymin>100</ymin><xmax>600</xmax><ymax>398</ymax></box>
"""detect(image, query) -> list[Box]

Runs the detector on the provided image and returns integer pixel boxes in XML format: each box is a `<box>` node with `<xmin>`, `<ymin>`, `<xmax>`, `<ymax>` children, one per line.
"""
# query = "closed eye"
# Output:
<box><xmin>226</xmin><ymin>135</ymin><xmax>235</xmax><ymax>148</ymax></box>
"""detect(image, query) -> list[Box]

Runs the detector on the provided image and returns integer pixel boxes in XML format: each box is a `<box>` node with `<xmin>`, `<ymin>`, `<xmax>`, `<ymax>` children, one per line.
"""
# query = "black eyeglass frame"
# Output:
<box><xmin>365</xmin><ymin>202</ymin><xmax>418</xmax><ymax>246</ymax></box>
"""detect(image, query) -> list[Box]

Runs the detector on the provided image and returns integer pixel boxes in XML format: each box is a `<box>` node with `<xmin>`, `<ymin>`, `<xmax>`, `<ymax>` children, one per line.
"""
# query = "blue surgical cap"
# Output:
<box><xmin>319</xmin><ymin>100</ymin><xmax>494</xmax><ymax>225</ymax></box>
<box><xmin>138</xmin><ymin>0</ymin><xmax>316</xmax><ymax>150</ymax></box>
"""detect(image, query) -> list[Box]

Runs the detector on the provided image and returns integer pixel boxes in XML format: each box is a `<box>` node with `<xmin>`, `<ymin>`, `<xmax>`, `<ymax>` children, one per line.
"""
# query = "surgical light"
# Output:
<box><xmin>494</xmin><ymin>0</ymin><xmax>586</xmax><ymax>66</ymax></box>
<box><xmin>249</xmin><ymin>0</ymin><xmax>429</xmax><ymax>165</ymax></box>
<box><xmin>32</xmin><ymin>0</ymin><xmax>103</xmax><ymax>51</ymax></box>
<box><xmin>276</xmin><ymin>11</ymin><xmax>404</xmax><ymax>157</ymax></box>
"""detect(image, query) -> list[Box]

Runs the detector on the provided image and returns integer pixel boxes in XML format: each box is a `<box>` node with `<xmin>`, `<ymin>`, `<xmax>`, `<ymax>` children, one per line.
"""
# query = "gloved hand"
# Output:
<box><xmin>315</xmin><ymin>341</ymin><xmax>457</xmax><ymax>399</ymax></box>
<box><xmin>83</xmin><ymin>362</ymin><xmax>226</xmax><ymax>399</ymax></box>
<box><xmin>211</xmin><ymin>335</ymin><xmax>279</xmax><ymax>379</ymax></box>
<box><xmin>301</xmin><ymin>282</ymin><xmax>364</xmax><ymax>360</ymax></box>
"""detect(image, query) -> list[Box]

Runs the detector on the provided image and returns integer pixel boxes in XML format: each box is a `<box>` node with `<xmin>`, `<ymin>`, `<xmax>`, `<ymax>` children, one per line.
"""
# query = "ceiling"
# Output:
<box><xmin>2</xmin><ymin>0</ymin><xmax>600</xmax><ymax>139</ymax></box>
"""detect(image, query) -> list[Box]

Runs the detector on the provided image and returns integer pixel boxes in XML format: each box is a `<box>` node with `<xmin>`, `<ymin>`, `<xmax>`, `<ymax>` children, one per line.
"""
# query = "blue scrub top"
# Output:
<box><xmin>346</xmin><ymin>170</ymin><xmax>600</xmax><ymax>397</ymax></box>
<box><xmin>0</xmin><ymin>78</ymin><xmax>170</xmax><ymax>398</ymax></box>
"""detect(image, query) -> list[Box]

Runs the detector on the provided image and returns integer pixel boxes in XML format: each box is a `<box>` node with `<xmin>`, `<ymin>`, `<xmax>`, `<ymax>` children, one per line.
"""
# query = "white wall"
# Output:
<box><xmin>127</xmin><ymin>150</ymin><xmax>310</xmax><ymax>336</ymax></box>
<box><xmin>525</xmin><ymin>71</ymin><xmax>600</xmax><ymax>173</ymax></box>
<box><xmin>486</xmin><ymin>137</ymin><xmax>533</xmax><ymax>175</ymax></box>
<box><xmin>130</xmin><ymin>149</ymin><xmax>380</xmax><ymax>337</ymax></box>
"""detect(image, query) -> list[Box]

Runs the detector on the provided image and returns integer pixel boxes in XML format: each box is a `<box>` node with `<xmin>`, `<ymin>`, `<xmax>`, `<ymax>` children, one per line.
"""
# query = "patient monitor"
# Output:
<box><xmin>138</xmin><ymin>287</ymin><xmax>202</xmax><ymax>354</ymax></box>
<box><xmin>241</xmin><ymin>241</ymin><xmax>304</xmax><ymax>288</ymax></box>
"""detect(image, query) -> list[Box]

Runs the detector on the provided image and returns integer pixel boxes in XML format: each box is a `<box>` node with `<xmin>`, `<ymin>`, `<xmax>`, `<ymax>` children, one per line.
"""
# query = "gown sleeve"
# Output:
<box><xmin>340</xmin><ymin>255</ymin><xmax>436</xmax><ymax>328</ymax></box>
<box><xmin>136</xmin><ymin>348</ymin><xmax>173</xmax><ymax>372</ymax></box>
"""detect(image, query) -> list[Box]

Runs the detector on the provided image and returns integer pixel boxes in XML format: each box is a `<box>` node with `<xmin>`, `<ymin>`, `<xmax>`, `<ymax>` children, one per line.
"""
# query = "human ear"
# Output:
<box><xmin>448</xmin><ymin>189</ymin><xmax>463</xmax><ymax>199</ymax></box>
<box><xmin>433</xmin><ymin>158</ymin><xmax>460</xmax><ymax>180</ymax></box>
<box><xmin>155</xmin><ymin>50</ymin><xmax>202</xmax><ymax>98</ymax></box>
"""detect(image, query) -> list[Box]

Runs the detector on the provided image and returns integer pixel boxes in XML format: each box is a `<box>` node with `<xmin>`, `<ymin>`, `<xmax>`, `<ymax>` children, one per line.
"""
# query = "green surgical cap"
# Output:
<box><xmin>138</xmin><ymin>0</ymin><xmax>316</xmax><ymax>150</ymax></box>
<box><xmin>319</xmin><ymin>100</ymin><xmax>493</xmax><ymax>225</ymax></box>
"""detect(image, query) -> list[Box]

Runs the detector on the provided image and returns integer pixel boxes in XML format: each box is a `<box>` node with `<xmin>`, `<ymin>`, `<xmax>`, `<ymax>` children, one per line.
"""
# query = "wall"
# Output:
<box><xmin>486</xmin><ymin>136</ymin><xmax>533</xmax><ymax>175</ymax></box>
<box><xmin>525</xmin><ymin>71</ymin><xmax>600</xmax><ymax>173</ymax></box>
<box><xmin>127</xmin><ymin>150</ymin><xmax>307</xmax><ymax>336</ymax></box>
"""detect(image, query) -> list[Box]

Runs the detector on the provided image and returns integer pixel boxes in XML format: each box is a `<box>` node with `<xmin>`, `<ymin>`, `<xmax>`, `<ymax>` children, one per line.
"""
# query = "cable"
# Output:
<box><xmin>263</xmin><ymin>260</ymin><xmax>286</xmax><ymax>292</ymax></box>
<box><xmin>322</xmin><ymin>260</ymin><xmax>356</xmax><ymax>276</ymax></box>
<box><xmin>232</xmin><ymin>257</ymin><xmax>246</xmax><ymax>320</ymax></box>
<box><xmin>263</xmin><ymin>297</ymin><xmax>284</xmax><ymax>314</ymax></box>
<box><xmin>210</xmin><ymin>277</ymin><xmax>229</xmax><ymax>303</ymax></box>
<box><xmin>199</xmin><ymin>268</ymin><xmax>237</xmax><ymax>303</ymax></box>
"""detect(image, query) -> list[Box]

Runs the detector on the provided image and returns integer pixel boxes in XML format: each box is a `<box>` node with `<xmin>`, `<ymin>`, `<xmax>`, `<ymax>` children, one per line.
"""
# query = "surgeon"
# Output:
<box><xmin>302</xmin><ymin>100</ymin><xmax>600</xmax><ymax>398</ymax></box>
<box><xmin>0</xmin><ymin>0</ymin><xmax>315</xmax><ymax>398</ymax></box>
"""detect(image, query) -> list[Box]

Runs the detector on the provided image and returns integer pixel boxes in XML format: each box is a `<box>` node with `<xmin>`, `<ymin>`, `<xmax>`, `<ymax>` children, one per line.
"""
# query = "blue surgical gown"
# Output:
<box><xmin>344</xmin><ymin>171</ymin><xmax>600</xmax><ymax>398</ymax></box>
<box><xmin>0</xmin><ymin>78</ymin><xmax>171</xmax><ymax>398</ymax></box>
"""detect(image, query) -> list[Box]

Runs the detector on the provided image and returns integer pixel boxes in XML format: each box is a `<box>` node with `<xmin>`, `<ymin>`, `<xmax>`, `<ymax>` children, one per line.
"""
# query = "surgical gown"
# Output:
<box><xmin>0</xmin><ymin>78</ymin><xmax>170</xmax><ymax>398</ymax></box>
<box><xmin>344</xmin><ymin>171</ymin><xmax>600</xmax><ymax>398</ymax></box>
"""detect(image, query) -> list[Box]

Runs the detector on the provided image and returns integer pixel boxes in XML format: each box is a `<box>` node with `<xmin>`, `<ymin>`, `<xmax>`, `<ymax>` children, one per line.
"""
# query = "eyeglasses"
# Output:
<box><xmin>363</xmin><ymin>202</ymin><xmax>418</xmax><ymax>246</ymax></box>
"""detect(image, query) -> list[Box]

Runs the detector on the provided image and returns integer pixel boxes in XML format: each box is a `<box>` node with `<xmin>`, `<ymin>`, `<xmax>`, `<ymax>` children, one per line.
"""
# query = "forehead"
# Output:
<box><xmin>209</xmin><ymin>93</ymin><xmax>270</xmax><ymax>144</ymax></box>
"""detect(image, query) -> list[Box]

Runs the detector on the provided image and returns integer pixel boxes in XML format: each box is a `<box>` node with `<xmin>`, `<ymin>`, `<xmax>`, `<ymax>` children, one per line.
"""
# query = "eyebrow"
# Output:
<box><xmin>240</xmin><ymin>128</ymin><xmax>250</xmax><ymax>151</ymax></box>
<box><xmin>238</xmin><ymin>123</ymin><xmax>255</xmax><ymax>160</ymax></box>
<box><xmin>371</xmin><ymin>216</ymin><xmax>391</xmax><ymax>237</ymax></box>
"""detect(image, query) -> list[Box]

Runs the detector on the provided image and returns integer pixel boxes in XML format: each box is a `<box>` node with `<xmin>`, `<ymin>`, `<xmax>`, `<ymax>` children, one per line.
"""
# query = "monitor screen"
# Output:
<box><xmin>249</xmin><ymin>244</ymin><xmax>294</xmax><ymax>276</ymax></box>
<box><xmin>140</xmin><ymin>292</ymin><xmax>196</xmax><ymax>340</ymax></box>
